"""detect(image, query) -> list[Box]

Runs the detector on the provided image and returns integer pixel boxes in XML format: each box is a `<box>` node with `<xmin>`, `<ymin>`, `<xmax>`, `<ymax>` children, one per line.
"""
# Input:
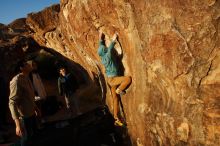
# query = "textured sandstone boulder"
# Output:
<box><xmin>0</xmin><ymin>18</ymin><xmax>65</xmax><ymax>98</ymax></box>
<box><xmin>0</xmin><ymin>18</ymin><xmax>37</xmax><ymax>79</ymax></box>
<box><xmin>26</xmin><ymin>0</ymin><xmax>220</xmax><ymax>145</ymax></box>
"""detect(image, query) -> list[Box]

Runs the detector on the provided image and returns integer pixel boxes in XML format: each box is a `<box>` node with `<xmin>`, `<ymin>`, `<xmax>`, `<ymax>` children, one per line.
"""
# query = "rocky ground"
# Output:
<box><xmin>0</xmin><ymin>105</ymin><xmax>130</xmax><ymax>146</ymax></box>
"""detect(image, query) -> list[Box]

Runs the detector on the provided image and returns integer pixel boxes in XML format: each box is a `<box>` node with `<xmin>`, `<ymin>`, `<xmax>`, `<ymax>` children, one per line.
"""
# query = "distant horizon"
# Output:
<box><xmin>0</xmin><ymin>0</ymin><xmax>60</xmax><ymax>25</ymax></box>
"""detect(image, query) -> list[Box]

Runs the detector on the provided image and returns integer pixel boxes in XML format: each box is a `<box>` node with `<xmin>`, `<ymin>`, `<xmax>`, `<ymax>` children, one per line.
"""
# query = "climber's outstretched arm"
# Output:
<box><xmin>108</xmin><ymin>33</ymin><xmax>118</xmax><ymax>51</ymax></box>
<box><xmin>99</xmin><ymin>31</ymin><xmax>105</xmax><ymax>41</ymax></box>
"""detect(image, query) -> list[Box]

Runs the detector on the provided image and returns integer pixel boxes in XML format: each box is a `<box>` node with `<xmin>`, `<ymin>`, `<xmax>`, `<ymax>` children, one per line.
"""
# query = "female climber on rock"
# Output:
<box><xmin>97</xmin><ymin>31</ymin><xmax>132</xmax><ymax>126</ymax></box>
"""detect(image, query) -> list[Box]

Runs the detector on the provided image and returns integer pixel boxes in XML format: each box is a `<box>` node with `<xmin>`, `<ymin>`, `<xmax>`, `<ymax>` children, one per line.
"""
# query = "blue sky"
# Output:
<box><xmin>0</xmin><ymin>0</ymin><xmax>60</xmax><ymax>25</ymax></box>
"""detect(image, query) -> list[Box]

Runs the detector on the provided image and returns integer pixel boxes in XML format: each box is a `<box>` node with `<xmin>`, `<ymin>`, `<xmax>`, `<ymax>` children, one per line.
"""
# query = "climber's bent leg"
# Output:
<box><xmin>108</xmin><ymin>76</ymin><xmax>132</xmax><ymax>95</ymax></box>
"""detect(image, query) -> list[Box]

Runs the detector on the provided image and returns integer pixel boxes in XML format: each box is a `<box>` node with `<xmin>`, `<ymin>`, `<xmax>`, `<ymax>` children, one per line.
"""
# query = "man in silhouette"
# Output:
<box><xmin>98</xmin><ymin>31</ymin><xmax>132</xmax><ymax>126</ymax></box>
<box><xmin>58</xmin><ymin>66</ymin><xmax>80</xmax><ymax>115</ymax></box>
<box><xmin>9</xmin><ymin>60</ymin><xmax>40</xmax><ymax>146</ymax></box>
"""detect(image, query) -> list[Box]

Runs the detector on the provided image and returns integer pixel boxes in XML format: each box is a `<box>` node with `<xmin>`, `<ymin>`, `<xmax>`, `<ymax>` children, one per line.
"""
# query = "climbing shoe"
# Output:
<box><xmin>114</xmin><ymin>119</ymin><xmax>124</xmax><ymax>127</ymax></box>
<box><xmin>116</xmin><ymin>88</ymin><xmax>126</xmax><ymax>95</ymax></box>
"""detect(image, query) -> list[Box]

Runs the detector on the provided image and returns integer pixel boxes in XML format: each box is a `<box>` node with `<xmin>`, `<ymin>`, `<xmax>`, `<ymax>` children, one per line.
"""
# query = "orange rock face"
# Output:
<box><xmin>26</xmin><ymin>0</ymin><xmax>220</xmax><ymax>145</ymax></box>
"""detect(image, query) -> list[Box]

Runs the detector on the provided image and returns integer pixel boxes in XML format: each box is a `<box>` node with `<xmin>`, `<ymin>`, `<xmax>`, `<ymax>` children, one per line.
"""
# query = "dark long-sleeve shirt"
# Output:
<box><xmin>58</xmin><ymin>73</ymin><xmax>78</xmax><ymax>97</ymax></box>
